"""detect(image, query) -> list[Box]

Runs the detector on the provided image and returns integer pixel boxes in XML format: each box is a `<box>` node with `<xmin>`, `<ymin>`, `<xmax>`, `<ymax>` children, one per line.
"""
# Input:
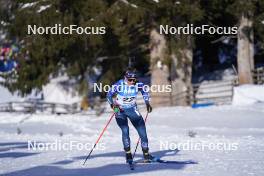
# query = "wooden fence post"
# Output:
<box><xmin>8</xmin><ymin>102</ymin><xmax>13</xmax><ymax>112</ymax></box>
<box><xmin>51</xmin><ymin>104</ymin><xmax>55</xmax><ymax>114</ymax></box>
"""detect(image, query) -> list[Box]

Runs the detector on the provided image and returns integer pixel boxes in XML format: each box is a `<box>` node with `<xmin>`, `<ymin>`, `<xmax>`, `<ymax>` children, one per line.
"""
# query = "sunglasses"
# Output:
<box><xmin>127</xmin><ymin>78</ymin><xmax>136</xmax><ymax>82</ymax></box>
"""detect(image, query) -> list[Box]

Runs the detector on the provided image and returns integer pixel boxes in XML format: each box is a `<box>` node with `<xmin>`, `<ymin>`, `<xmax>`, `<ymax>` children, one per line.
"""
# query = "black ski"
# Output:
<box><xmin>153</xmin><ymin>158</ymin><xmax>197</xmax><ymax>164</ymax></box>
<box><xmin>127</xmin><ymin>160</ymin><xmax>134</xmax><ymax>170</ymax></box>
<box><xmin>134</xmin><ymin>157</ymin><xmax>197</xmax><ymax>165</ymax></box>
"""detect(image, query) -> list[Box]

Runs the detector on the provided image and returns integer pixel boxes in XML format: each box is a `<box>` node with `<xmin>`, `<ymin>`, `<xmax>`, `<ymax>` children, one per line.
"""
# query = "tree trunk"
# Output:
<box><xmin>170</xmin><ymin>35</ymin><xmax>193</xmax><ymax>106</ymax></box>
<box><xmin>237</xmin><ymin>13</ymin><xmax>254</xmax><ymax>84</ymax></box>
<box><xmin>149</xmin><ymin>29</ymin><xmax>171</xmax><ymax>107</ymax></box>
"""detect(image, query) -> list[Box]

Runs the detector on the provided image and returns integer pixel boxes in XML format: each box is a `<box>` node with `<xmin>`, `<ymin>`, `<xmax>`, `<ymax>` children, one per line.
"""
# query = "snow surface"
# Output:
<box><xmin>0</xmin><ymin>75</ymin><xmax>81</xmax><ymax>104</ymax></box>
<box><xmin>37</xmin><ymin>5</ymin><xmax>51</xmax><ymax>13</ymax></box>
<box><xmin>0</xmin><ymin>104</ymin><xmax>264</xmax><ymax>176</ymax></box>
<box><xmin>20</xmin><ymin>2</ymin><xmax>38</xmax><ymax>9</ymax></box>
<box><xmin>0</xmin><ymin>86</ymin><xmax>21</xmax><ymax>103</ymax></box>
<box><xmin>120</xmin><ymin>0</ymin><xmax>138</xmax><ymax>8</ymax></box>
<box><xmin>42</xmin><ymin>81</ymin><xmax>81</xmax><ymax>104</ymax></box>
<box><xmin>232</xmin><ymin>85</ymin><xmax>264</xmax><ymax>106</ymax></box>
<box><xmin>194</xmin><ymin>68</ymin><xmax>237</xmax><ymax>83</ymax></box>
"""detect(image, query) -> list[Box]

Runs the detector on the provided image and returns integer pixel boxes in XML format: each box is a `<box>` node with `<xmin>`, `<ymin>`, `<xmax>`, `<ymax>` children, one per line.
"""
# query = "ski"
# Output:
<box><xmin>134</xmin><ymin>157</ymin><xmax>197</xmax><ymax>165</ymax></box>
<box><xmin>127</xmin><ymin>160</ymin><xmax>134</xmax><ymax>170</ymax></box>
<box><xmin>153</xmin><ymin>158</ymin><xmax>197</xmax><ymax>164</ymax></box>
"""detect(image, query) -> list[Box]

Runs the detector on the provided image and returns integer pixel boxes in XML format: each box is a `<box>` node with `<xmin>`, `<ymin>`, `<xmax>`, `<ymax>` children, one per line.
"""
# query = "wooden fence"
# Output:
<box><xmin>253</xmin><ymin>67</ymin><xmax>264</xmax><ymax>84</ymax></box>
<box><xmin>0</xmin><ymin>80</ymin><xmax>237</xmax><ymax>114</ymax></box>
<box><xmin>1</xmin><ymin>67</ymin><xmax>263</xmax><ymax>115</ymax></box>
<box><xmin>0</xmin><ymin>101</ymin><xmax>79</xmax><ymax>114</ymax></box>
<box><xmin>191</xmin><ymin>79</ymin><xmax>237</xmax><ymax>105</ymax></box>
<box><xmin>169</xmin><ymin>79</ymin><xmax>237</xmax><ymax>106</ymax></box>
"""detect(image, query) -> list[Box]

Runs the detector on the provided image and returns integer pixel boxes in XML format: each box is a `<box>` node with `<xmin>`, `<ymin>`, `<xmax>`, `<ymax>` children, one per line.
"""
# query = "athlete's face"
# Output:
<box><xmin>126</xmin><ymin>78</ymin><xmax>136</xmax><ymax>85</ymax></box>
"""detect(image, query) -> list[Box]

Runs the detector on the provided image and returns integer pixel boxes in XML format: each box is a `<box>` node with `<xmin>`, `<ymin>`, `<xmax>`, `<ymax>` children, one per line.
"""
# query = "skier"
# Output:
<box><xmin>107</xmin><ymin>70</ymin><xmax>153</xmax><ymax>163</ymax></box>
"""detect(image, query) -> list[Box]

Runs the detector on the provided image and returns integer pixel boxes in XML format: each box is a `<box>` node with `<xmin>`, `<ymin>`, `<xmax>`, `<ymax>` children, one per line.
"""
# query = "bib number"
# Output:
<box><xmin>123</xmin><ymin>97</ymin><xmax>135</xmax><ymax>103</ymax></box>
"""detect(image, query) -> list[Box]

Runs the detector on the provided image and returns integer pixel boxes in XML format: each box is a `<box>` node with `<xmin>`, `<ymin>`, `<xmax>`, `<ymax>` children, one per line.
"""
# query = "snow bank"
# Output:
<box><xmin>0</xmin><ymin>76</ymin><xmax>22</xmax><ymax>103</ymax></box>
<box><xmin>232</xmin><ymin>85</ymin><xmax>264</xmax><ymax>106</ymax></box>
<box><xmin>0</xmin><ymin>86</ymin><xmax>21</xmax><ymax>103</ymax></box>
<box><xmin>42</xmin><ymin>78</ymin><xmax>81</xmax><ymax>104</ymax></box>
<box><xmin>0</xmin><ymin>75</ymin><xmax>81</xmax><ymax>105</ymax></box>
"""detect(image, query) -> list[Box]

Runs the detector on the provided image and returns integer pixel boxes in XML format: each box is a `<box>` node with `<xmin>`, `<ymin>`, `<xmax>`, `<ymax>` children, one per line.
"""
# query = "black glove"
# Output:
<box><xmin>146</xmin><ymin>103</ymin><xmax>152</xmax><ymax>113</ymax></box>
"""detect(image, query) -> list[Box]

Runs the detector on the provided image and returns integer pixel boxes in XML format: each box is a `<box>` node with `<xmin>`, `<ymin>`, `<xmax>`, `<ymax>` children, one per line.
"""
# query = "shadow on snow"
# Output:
<box><xmin>0</xmin><ymin>142</ymin><xmax>29</xmax><ymax>152</ymax></box>
<box><xmin>3</xmin><ymin>149</ymin><xmax>198</xmax><ymax>176</ymax></box>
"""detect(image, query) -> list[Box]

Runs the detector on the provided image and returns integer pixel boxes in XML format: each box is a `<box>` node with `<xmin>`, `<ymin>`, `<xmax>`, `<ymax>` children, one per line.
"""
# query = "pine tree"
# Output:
<box><xmin>4</xmin><ymin>0</ymin><xmax>264</xmax><ymax>98</ymax></box>
<box><xmin>227</xmin><ymin>0</ymin><xmax>256</xmax><ymax>84</ymax></box>
<box><xmin>6</xmin><ymin>0</ymin><xmax>150</xmax><ymax>95</ymax></box>
<box><xmin>198</xmin><ymin>0</ymin><xmax>264</xmax><ymax>84</ymax></box>
<box><xmin>129</xmin><ymin>0</ymin><xmax>203</xmax><ymax>106</ymax></box>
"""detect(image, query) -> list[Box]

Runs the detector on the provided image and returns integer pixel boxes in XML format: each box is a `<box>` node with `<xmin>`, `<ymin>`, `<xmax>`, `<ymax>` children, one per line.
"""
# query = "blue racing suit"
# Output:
<box><xmin>106</xmin><ymin>79</ymin><xmax>150</xmax><ymax>150</ymax></box>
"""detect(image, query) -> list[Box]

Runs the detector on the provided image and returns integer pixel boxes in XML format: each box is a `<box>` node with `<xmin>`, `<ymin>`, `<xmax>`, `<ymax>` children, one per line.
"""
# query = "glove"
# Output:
<box><xmin>110</xmin><ymin>104</ymin><xmax>120</xmax><ymax>113</ymax></box>
<box><xmin>146</xmin><ymin>103</ymin><xmax>152</xmax><ymax>113</ymax></box>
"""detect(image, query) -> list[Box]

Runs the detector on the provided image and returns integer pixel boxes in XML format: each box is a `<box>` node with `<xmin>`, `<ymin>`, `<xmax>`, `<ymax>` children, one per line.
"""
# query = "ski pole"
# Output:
<box><xmin>83</xmin><ymin>112</ymin><xmax>115</xmax><ymax>165</ymax></box>
<box><xmin>132</xmin><ymin>112</ymin><xmax>149</xmax><ymax>159</ymax></box>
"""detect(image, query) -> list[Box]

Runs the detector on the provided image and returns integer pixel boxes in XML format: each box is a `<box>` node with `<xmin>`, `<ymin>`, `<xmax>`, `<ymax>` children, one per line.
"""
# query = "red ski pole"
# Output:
<box><xmin>83</xmin><ymin>112</ymin><xmax>115</xmax><ymax>165</ymax></box>
<box><xmin>132</xmin><ymin>112</ymin><xmax>149</xmax><ymax>159</ymax></box>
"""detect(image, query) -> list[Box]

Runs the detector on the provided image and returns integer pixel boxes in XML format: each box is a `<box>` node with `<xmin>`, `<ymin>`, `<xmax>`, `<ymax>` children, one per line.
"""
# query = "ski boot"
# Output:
<box><xmin>142</xmin><ymin>148</ymin><xmax>155</xmax><ymax>163</ymax></box>
<box><xmin>124</xmin><ymin>147</ymin><xmax>133</xmax><ymax>163</ymax></box>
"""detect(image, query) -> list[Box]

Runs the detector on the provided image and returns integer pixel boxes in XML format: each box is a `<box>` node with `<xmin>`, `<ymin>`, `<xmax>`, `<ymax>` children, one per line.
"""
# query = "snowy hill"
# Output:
<box><xmin>42</xmin><ymin>76</ymin><xmax>81</xmax><ymax>104</ymax></box>
<box><xmin>0</xmin><ymin>75</ymin><xmax>81</xmax><ymax>105</ymax></box>
<box><xmin>0</xmin><ymin>85</ymin><xmax>21</xmax><ymax>103</ymax></box>
<box><xmin>0</xmin><ymin>103</ymin><xmax>264</xmax><ymax>176</ymax></box>
<box><xmin>233</xmin><ymin>85</ymin><xmax>264</xmax><ymax>105</ymax></box>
